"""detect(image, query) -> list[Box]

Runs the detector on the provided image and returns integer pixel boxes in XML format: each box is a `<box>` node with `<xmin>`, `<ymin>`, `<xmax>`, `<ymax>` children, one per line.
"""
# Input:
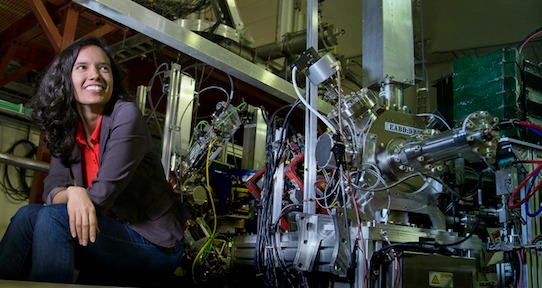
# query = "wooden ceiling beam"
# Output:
<box><xmin>12</xmin><ymin>44</ymin><xmax>55</xmax><ymax>68</ymax></box>
<box><xmin>82</xmin><ymin>23</ymin><xmax>117</xmax><ymax>38</ymax></box>
<box><xmin>28</xmin><ymin>0</ymin><xmax>63</xmax><ymax>53</ymax></box>
<box><xmin>15</xmin><ymin>25</ymin><xmax>44</xmax><ymax>44</ymax></box>
<box><xmin>59</xmin><ymin>6</ymin><xmax>79</xmax><ymax>50</ymax></box>
<box><xmin>46</xmin><ymin>0</ymin><xmax>70</xmax><ymax>5</ymax></box>
<box><xmin>0</xmin><ymin>1</ymin><xmax>122</xmax><ymax>90</ymax></box>
<box><xmin>0</xmin><ymin>13</ymin><xmax>40</xmax><ymax>49</ymax></box>
<box><xmin>0</xmin><ymin>44</ymin><xmax>18</xmax><ymax>76</ymax></box>
<box><xmin>0</xmin><ymin>64</ymin><xmax>36</xmax><ymax>87</ymax></box>
<box><xmin>28</xmin><ymin>0</ymin><xmax>122</xmax><ymax>51</ymax></box>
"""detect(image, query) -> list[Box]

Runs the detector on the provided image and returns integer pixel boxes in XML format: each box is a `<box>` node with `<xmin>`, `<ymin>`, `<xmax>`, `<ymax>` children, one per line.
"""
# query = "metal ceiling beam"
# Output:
<box><xmin>72</xmin><ymin>0</ymin><xmax>333</xmax><ymax>114</ymax></box>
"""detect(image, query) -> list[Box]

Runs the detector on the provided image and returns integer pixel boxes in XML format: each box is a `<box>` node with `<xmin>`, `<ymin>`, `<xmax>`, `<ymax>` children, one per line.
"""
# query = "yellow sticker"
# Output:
<box><xmin>432</xmin><ymin>275</ymin><xmax>440</xmax><ymax>284</ymax></box>
<box><xmin>429</xmin><ymin>271</ymin><xmax>453</xmax><ymax>287</ymax></box>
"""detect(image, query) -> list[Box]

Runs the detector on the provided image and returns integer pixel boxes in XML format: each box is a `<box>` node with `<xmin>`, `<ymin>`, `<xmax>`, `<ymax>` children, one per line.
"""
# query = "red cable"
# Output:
<box><xmin>503</xmin><ymin>122</ymin><xmax>542</xmax><ymax>209</ymax></box>
<box><xmin>519</xmin><ymin>30</ymin><xmax>542</xmax><ymax>53</ymax></box>
<box><xmin>507</xmin><ymin>161</ymin><xmax>542</xmax><ymax>209</ymax></box>
<box><xmin>519</xmin><ymin>120</ymin><xmax>542</xmax><ymax>132</ymax></box>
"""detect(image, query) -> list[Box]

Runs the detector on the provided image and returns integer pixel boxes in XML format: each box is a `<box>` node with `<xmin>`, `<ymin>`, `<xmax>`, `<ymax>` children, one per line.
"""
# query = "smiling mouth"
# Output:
<box><xmin>85</xmin><ymin>85</ymin><xmax>104</xmax><ymax>92</ymax></box>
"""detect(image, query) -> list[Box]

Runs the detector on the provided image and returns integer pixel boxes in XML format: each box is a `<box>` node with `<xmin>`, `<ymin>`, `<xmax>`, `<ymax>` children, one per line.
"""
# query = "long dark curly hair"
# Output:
<box><xmin>26</xmin><ymin>37</ymin><xmax>134</xmax><ymax>161</ymax></box>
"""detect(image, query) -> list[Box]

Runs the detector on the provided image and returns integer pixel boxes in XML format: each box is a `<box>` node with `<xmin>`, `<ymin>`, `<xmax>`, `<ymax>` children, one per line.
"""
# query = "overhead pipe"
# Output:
<box><xmin>255</xmin><ymin>24</ymin><xmax>343</xmax><ymax>61</ymax></box>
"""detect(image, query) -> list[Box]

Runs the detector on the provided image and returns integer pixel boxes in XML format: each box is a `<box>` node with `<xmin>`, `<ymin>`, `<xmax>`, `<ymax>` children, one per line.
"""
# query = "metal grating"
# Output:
<box><xmin>0</xmin><ymin>0</ymin><xmax>30</xmax><ymax>33</ymax></box>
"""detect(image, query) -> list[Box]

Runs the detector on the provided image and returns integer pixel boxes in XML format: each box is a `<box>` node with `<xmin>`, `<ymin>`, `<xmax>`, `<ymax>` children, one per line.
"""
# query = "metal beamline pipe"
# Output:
<box><xmin>0</xmin><ymin>152</ymin><xmax>50</xmax><ymax>173</ymax></box>
<box><xmin>255</xmin><ymin>27</ymin><xmax>339</xmax><ymax>61</ymax></box>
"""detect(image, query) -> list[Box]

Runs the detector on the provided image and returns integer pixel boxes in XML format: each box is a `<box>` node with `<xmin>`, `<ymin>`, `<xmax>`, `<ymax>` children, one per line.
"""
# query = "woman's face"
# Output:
<box><xmin>71</xmin><ymin>45</ymin><xmax>113</xmax><ymax>111</ymax></box>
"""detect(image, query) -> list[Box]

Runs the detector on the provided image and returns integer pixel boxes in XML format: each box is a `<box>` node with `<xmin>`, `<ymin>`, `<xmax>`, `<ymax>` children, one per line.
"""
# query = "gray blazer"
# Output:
<box><xmin>43</xmin><ymin>99</ymin><xmax>187</xmax><ymax>248</ymax></box>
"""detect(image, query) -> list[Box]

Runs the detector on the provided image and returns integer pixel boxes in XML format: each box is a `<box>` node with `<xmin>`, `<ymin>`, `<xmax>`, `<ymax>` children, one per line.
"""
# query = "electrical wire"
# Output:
<box><xmin>518</xmin><ymin>120</ymin><xmax>542</xmax><ymax>133</ymax></box>
<box><xmin>436</xmin><ymin>215</ymin><xmax>481</xmax><ymax>248</ymax></box>
<box><xmin>198</xmin><ymin>86</ymin><xmax>230</xmax><ymax>104</ymax></box>
<box><xmin>517</xmin><ymin>26</ymin><xmax>542</xmax><ymax>53</ymax></box>
<box><xmin>181</xmin><ymin>63</ymin><xmax>235</xmax><ymax>107</ymax></box>
<box><xmin>191</xmin><ymin>139</ymin><xmax>218</xmax><ymax>284</ymax></box>
<box><xmin>381</xmin><ymin>234</ymin><xmax>400</xmax><ymax>288</ymax></box>
<box><xmin>506</xmin><ymin>160</ymin><xmax>542</xmax><ymax>209</ymax></box>
<box><xmin>254</xmin><ymin>100</ymin><xmax>307</xmax><ymax>287</ymax></box>
<box><xmin>291</xmin><ymin>66</ymin><xmax>337</xmax><ymax>134</ymax></box>
<box><xmin>363</xmin><ymin>172</ymin><xmax>428</xmax><ymax>192</ymax></box>
<box><xmin>369</xmin><ymin>212</ymin><xmax>482</xmax><ymax>286</ymax></box>
<box><xmin>461</xmin><ymin>111</ymin><xmax>479</xmax><ymax>133</ymax></box>
<box><xmin>497</xmin><ymin>121</ymin><xmax>542</xmax><ymax>211</ymax></box>
<box><xmin>1</xmin><ymin>139</ymin><xmax>37</xmax><ymax>202</ymax></box>
<box><xmin>525</xmin><ymin>169</ymin><xmax>542</xmax><ymax>217</ymax></box>
<box><xmin>416</xmin><ymin>113</ymin><xmax>452</xmax><ymax>130</ymax></box>
<box><xmin>144</xmin><ymin>63</ymin><xmax>169</xmax><ymax>136</ymax></box>
<box><xmin>333</xmin><ymin>70</ymin><xmax>370</xmax><ymax>284</ymax></box>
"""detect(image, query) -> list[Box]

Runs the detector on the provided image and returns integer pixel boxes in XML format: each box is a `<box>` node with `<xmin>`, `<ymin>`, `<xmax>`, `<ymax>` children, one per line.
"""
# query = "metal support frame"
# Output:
<box><xmin>72</xmin><ymin>0</ymin><xmax>334</xmax><ymax>114</ymax></box>
<box><xmin>303</xmin><ymin>0</ymin><xmax>318</xmax><ymax>215</ymax></box>
<box><xmin>362</xmin><ymin>0</ymin><xmax>415</xmax><ymax>88</ymax></box>
<box><xmin>241</xmin><ymin>105</ymin><xmax>266</xmax><ymax>170</ymax></box>
<box><xmin>0</xmin><ymin>152</ymin><xmax>49</xmax><ymax>173</ymax></box>
<box><xmin>291</xmin><ymin>0</ymin><xmax>320</xmax><ymax>272</ymax></box>
<box><xmin>161</xmin><ymin>64</ymin><xmax>196</xmax><ymax>175</ymax></box>
<box><xmin>501</xmin><ymin>137</ymin><xmax>542</xmax><ymax>287</ymax></box>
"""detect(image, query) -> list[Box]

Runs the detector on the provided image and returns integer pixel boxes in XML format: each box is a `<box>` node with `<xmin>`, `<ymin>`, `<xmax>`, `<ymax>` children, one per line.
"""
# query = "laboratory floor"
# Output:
<box><xmin>0</xmin><ymin>277</ymin><xmax>189</xmax><ymax>288</ymax></box>
<box><xmin>0</xmin><ymin>273</ymin><xmax>262</xmax><ymax>288</ymax></box>
<box><xmin>0</xmin><ymin>263</ymin><xmax>264</xmax><ymax>287</ymax></box>
<box><xmin>0</xmin><ymin>280</ymin><xmax>115</xmax><ymax>288</ymax></box>
<box><xmin>0</xmin><ymin>272</ymin><xmax>190</xmax><ymax>288</ymax></box>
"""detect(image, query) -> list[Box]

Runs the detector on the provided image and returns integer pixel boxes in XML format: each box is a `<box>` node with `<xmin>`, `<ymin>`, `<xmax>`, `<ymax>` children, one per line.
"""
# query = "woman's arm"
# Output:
<box><xmin>44</xmin><ymin>155</ymin><xmax>97</xmax><ymax>246</ymax></box>
<box><xmin>86</xmin><ymin>101</ymin><xmax>149</xmax><ymax>213</ymax></box>
<box><xmin>52</xmin><ymin>187</ymin><xmax>98</xmax><ymax>246</ymax></box>
<box><xmin>43</xmin><ymin>155</ymin><xmax>75</xmax><ymax>205</ymax></box>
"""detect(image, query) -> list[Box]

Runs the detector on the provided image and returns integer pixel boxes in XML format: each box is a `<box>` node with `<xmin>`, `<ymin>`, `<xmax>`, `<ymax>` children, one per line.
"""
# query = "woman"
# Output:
<box><xmin>0</xmin><ymin>37</ymin><xmax>188</xmax><ymax>285</ymax></box>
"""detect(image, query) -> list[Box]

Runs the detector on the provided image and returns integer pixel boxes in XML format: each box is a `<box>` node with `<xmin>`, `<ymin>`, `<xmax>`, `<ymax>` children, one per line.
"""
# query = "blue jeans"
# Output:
<box><xmin>0</xmin><ymin>204</ymin><xmax>184</xmax><ymax>285</ymax></box>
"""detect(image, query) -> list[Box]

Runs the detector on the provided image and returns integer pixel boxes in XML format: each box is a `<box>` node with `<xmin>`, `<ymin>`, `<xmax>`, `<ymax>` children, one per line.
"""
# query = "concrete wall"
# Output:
<box><xmin>0</xmin><ymin>115</ymin><xmax>40</xmax><ymax>239</ymax></box>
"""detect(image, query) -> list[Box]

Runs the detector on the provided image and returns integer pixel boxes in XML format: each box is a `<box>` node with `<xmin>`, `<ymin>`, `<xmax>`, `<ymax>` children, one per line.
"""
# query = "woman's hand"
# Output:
<box><xmin>66</xmin><ymin>186</ymin><xmax>98</xmax><ymax>246</ymax></box>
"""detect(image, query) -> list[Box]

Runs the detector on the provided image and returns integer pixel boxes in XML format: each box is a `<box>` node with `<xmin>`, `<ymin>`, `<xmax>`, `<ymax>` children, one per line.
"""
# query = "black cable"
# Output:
<box><xmin>435</xmin><ymin>215</ymin><xmax>481</xmax><ymax>248</ymax></box>
<box><xmin>254</xmin><ymin>106</ymin><xmax>277</xmax><ymax>286</ymax></box>
<box><xmin>1</xmin><ymin>139</ymin><xmax>37</xmax><ymax>202</ymax></box>
<box><xmin>255</xmin><ymin>100</ymin><xmax>304</xmax><ymax>287</ymax></box>
<box><xmin>369</xmin><ymin>212</ymin><xmax>483</xmax><ymax>287</ymax></box>
<box><xmin>369</xmin><ymin>242</ymin><xmax>452</xmax><ymax>287</ymax></box>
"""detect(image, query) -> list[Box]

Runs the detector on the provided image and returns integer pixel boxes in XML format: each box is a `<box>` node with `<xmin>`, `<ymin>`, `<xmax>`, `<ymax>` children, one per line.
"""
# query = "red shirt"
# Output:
<box><xmin>75</xmin><ymin>116</ymin><xmax>103</xmax><ymax>188</ymax></box>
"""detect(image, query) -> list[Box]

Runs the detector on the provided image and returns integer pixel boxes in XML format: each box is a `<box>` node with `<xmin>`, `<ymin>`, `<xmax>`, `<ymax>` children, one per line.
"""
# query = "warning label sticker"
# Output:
<box><xmin>429</xmin><ymin>271</ymin><xmax>453</xmax><ymax>287</ymax></box>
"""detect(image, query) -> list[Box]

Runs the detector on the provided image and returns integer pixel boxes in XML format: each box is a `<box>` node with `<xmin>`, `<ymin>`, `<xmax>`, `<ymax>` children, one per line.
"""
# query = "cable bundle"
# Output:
<box><xmin>254</xmin><ymin>100</ymin><xmax>308</xmax><ymax>287</ymax></box>
<box><xmin>1</xmin><ymin>139</ymin><xmax>37</xmax><ymax>202</ymax></box>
